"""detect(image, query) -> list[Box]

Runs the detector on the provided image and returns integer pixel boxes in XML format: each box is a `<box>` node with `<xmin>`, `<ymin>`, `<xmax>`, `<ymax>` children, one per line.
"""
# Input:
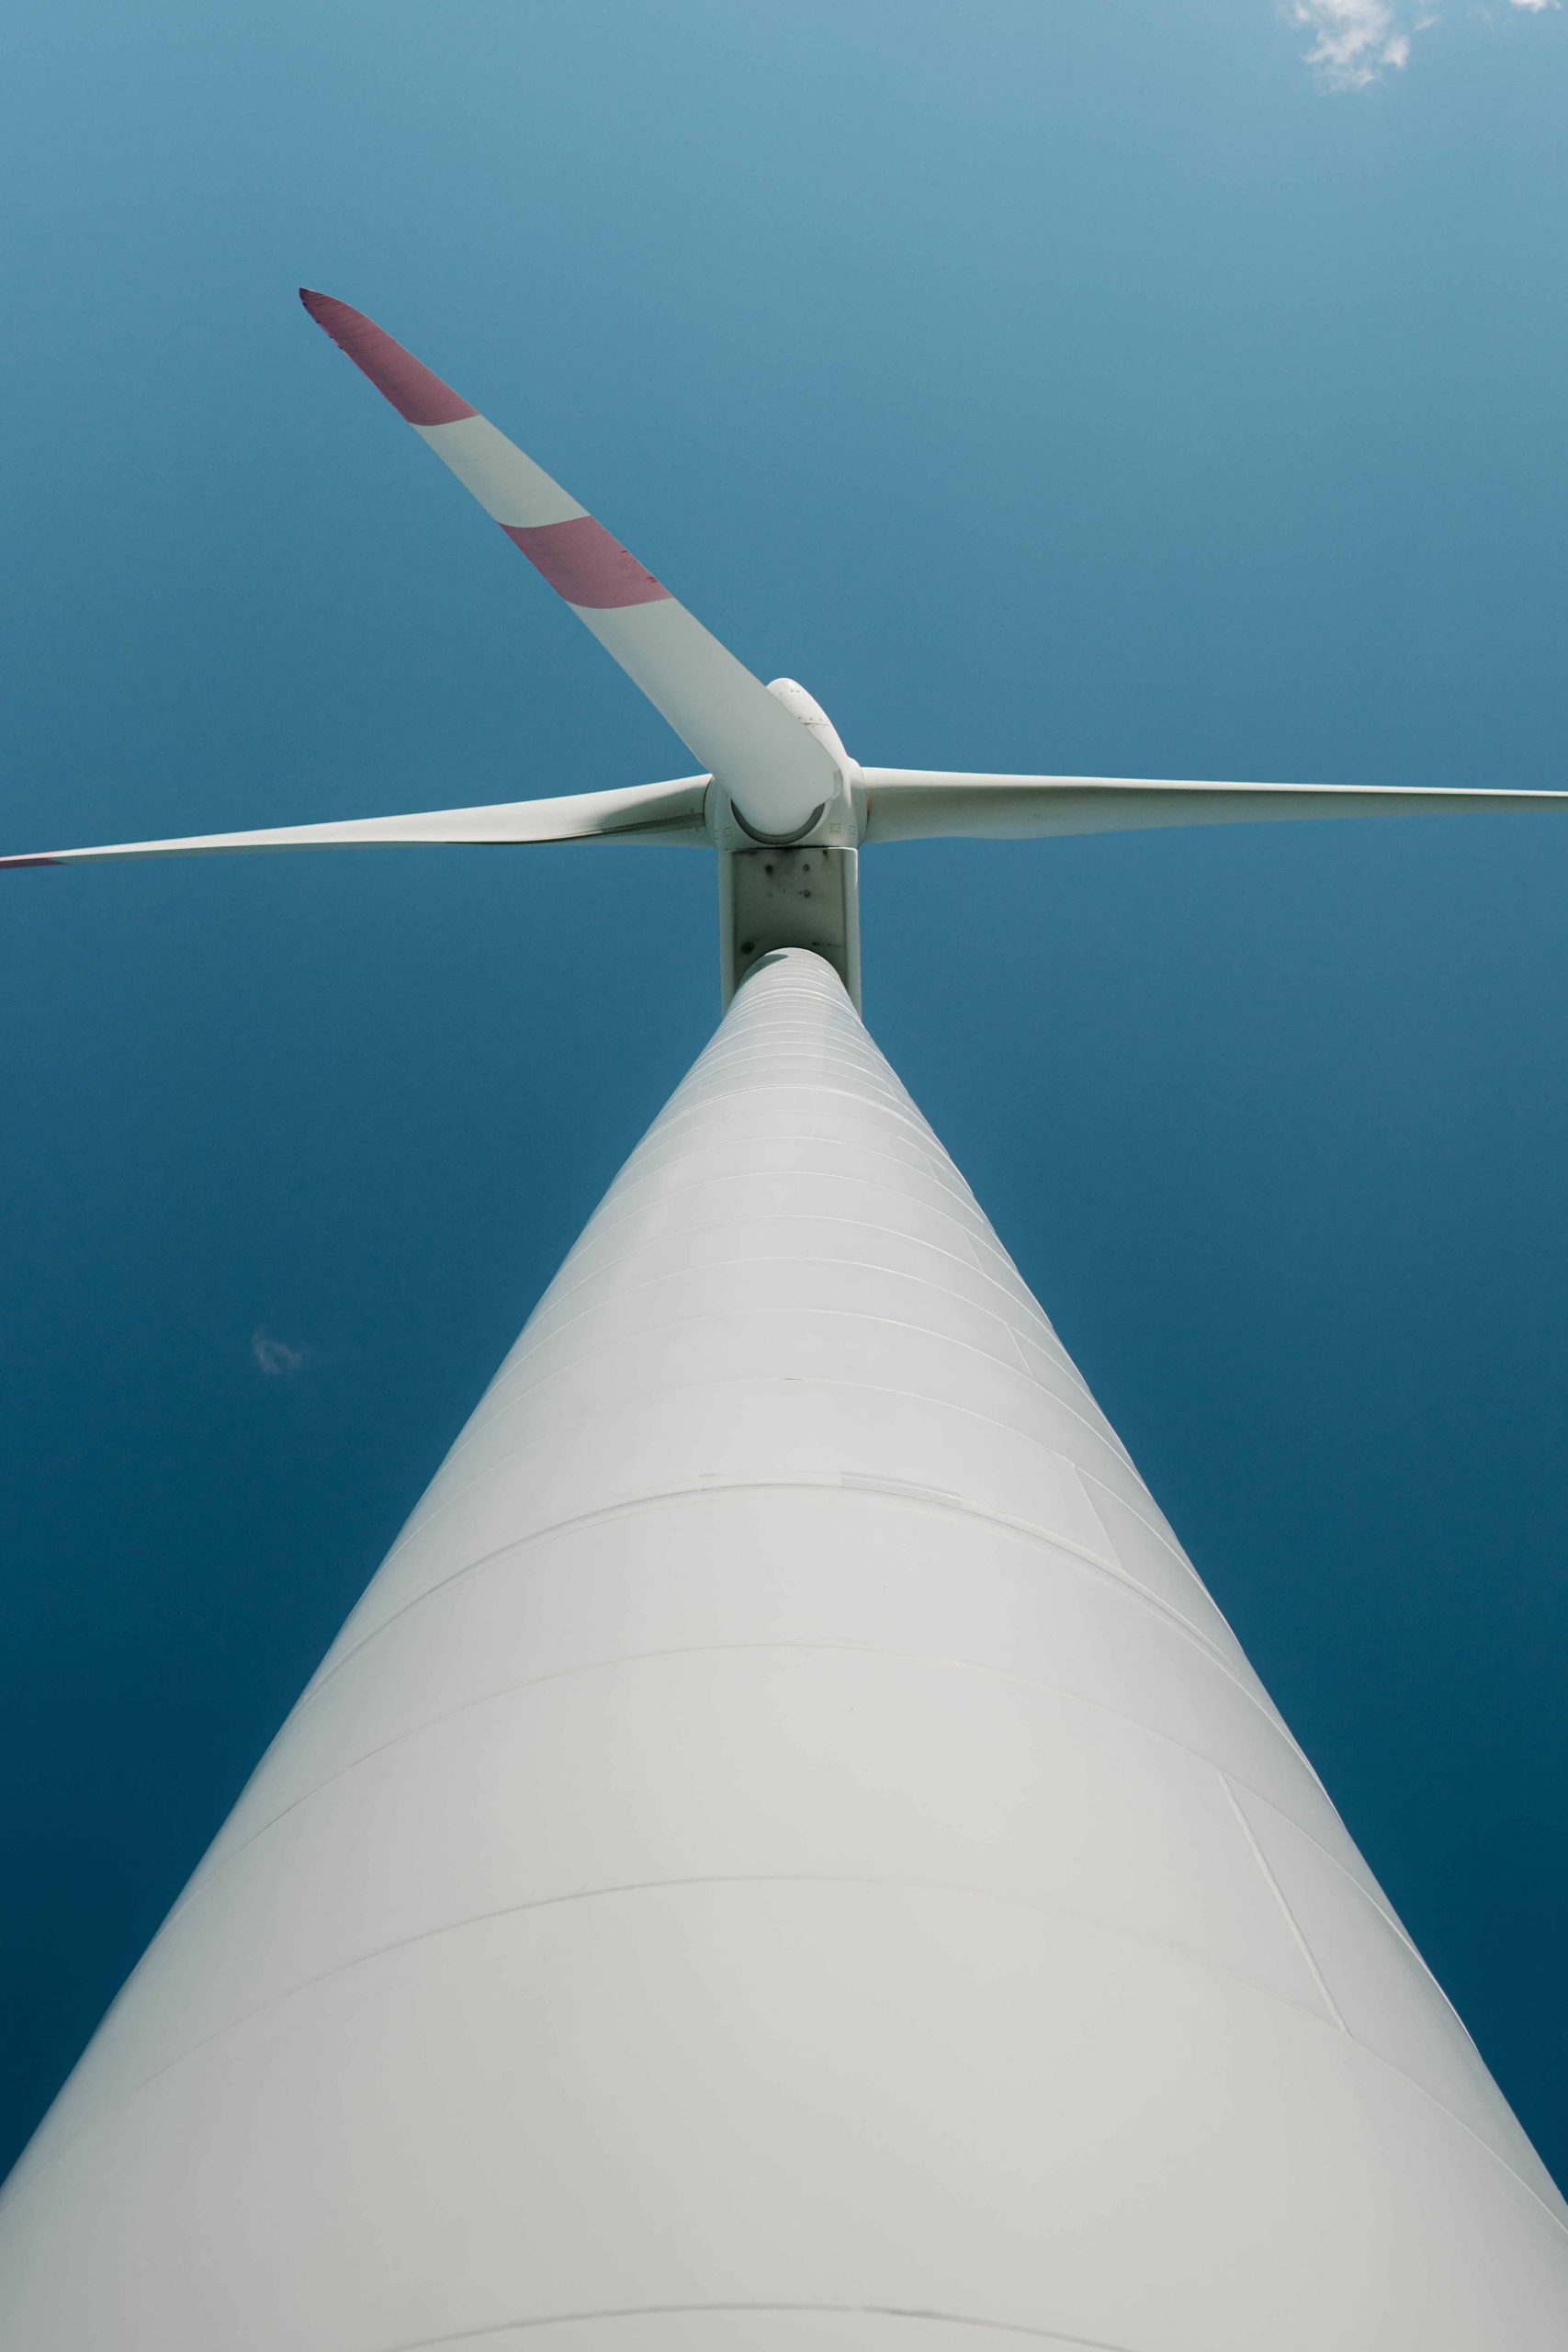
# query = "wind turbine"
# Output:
<box><xmin>1</xmin><ymin>290</ymin><xmax>1564</xmax><ymax>2349</ymax></box>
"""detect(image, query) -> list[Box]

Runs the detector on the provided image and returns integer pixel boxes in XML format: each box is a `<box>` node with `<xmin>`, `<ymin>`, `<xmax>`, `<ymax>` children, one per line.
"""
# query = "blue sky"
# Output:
<box><xmin>3</xmin><ymin>0</ymin><xmax>1566</xmax><ymax>2188</ymax></box>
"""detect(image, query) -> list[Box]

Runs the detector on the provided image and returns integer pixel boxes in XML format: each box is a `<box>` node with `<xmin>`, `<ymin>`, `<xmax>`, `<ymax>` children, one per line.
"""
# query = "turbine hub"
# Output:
<box><xmin>765</xmin><ymin>677</ymin><xmax>852</xmax><ymax>770</ymax></box>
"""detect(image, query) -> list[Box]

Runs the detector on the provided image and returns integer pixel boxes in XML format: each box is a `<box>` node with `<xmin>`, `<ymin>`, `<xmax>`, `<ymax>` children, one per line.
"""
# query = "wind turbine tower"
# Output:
<box><xmin>2</xmin><ymin>292</ymin><xmax>1565</xmax><ymax>2349</ymax></box>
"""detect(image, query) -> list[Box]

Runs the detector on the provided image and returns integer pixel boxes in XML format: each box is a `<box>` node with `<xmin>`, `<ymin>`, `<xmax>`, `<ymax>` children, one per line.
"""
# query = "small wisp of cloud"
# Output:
<box><xmin>1291</xmin><ymin>0</ymin><xmax>1555</xmax><ymax>89</ymax></box>
<box><xmin>1289</xmin><ymin>1</ymin><xmax>1426</xmax><ymax>87</ymax></box>
<box><xmin>252</xmin><ymin>1327</ymin><xmax>310</xmax><ymax>1378</ymax></box>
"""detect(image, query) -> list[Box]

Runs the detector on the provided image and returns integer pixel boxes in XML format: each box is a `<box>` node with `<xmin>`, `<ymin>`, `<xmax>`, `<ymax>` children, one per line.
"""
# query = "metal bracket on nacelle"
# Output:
<box><xmin>718</xmin><ymin>841</ymin><xmax>861</xmax><ymax>1009</ymax></box>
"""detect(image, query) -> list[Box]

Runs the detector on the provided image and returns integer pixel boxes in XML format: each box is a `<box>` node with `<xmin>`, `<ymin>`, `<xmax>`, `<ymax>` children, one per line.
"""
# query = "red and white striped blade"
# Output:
<box><xmin>860</xmin><ymin>771</ymin><xmax>1568</xmax><ymax>842</ymax></box>
<box><xmin>299</xmin><ymin>290</ymin><xmax>836</xmax><ymax>842</ymax></box>
<box><xmin>0</xmin><ymin>776</ymin><xmax>710</xmax><ymax>869</ymax></box>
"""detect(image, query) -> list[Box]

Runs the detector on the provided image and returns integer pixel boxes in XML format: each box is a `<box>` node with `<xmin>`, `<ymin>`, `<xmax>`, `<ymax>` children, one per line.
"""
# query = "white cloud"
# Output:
<box><xmin>1290</xmin><ymin>1</ymin><xmax>1423</xmax><ymax>87</ymax></box>
<box><xmin>252</xmin><ymin>1327</ymin><xmax>309</xmax><ymax>1377</ymax></box>
<box><xmin>1290</xmin><ymin>0</ymin><xmax>1558</xmax><ymax>85</ymax></box>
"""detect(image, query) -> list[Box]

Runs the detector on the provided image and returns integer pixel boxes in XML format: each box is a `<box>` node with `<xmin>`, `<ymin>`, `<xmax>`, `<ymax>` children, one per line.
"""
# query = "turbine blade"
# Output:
<box><xmin>299</xmin><ymin>289</ymin><xmax>837</xmax><ymax>840</ymax></box>
<box><xmin>861</xmin><ymin>772</ymin><xmax>1568</xmax><ymax>843</ymax></box>
<box><xmin>0</xmin><ymin>776</ymin><xmax>710</xmax><ymax>869</ymax></box>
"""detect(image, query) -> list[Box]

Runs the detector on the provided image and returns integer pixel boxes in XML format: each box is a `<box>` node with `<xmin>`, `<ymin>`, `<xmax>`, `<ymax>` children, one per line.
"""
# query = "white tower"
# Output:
<box><xmin>3</xmin><ymin>295</ymin><xmax>1565</xmax><ymax>2348</ymax></box>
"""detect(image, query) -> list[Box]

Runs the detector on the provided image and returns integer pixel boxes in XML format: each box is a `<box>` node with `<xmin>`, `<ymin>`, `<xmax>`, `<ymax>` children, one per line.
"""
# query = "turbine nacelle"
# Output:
<box><xmin>694</xmin><ymin>680</ymin><xmax>862</xmax><ymax>994</ymax></box>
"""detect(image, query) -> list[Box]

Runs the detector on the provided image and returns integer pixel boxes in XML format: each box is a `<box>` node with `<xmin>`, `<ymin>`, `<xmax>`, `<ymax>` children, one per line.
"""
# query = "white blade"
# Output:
<box><xmin>299</xmin><ymin>290</ymin><xmax>838</xmax><ymax>842</ymax></box>
<box><xmin>861</xmin><ymin>770</ymin><xmax>1568</xmax><ymax>842</ymax></box>
<box><xmin>0</xmin><ymin>776</ymin><xmax>709</xmax><ymax>870</ymax></box>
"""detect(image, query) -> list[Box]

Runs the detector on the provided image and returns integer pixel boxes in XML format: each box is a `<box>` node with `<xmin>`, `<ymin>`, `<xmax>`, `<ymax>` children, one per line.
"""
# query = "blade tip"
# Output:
<box><xmin>298</xmin><ymin>286</ymin><xmax>476</xmax><ymax>427</ymax></box>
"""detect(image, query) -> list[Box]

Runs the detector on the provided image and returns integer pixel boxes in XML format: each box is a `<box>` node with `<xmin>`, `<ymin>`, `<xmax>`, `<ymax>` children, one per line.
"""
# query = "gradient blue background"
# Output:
<box><xmin>4</xmin><ymin>0</ymin><xmax>1566</xmax><ymax>2190</ymax></box>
